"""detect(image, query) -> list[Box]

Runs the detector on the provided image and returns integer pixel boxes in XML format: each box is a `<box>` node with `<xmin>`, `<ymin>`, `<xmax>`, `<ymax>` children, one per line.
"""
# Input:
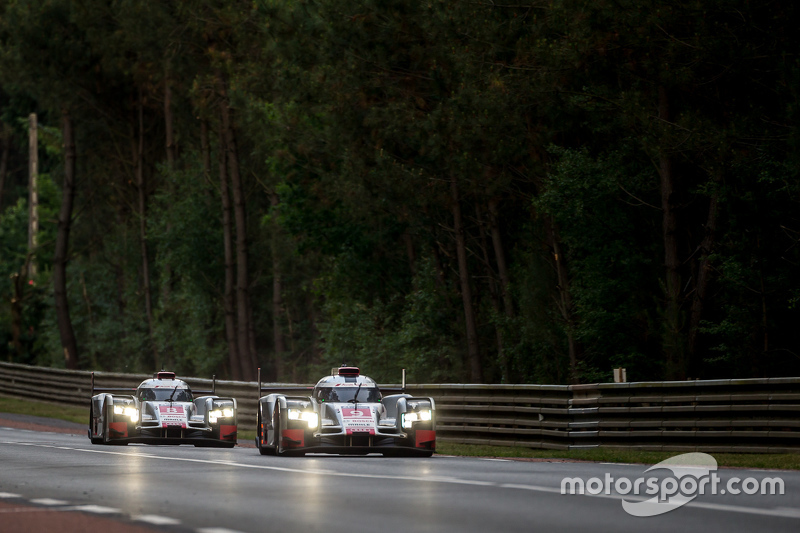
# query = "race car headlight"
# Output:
<box><xmin>114</xmin><ymin>405</ymin><xmax>139</xmax><ymax>422</ymax></box>
<box><xmin>402</xmin><ymin>409</ymin><xmax>432</xmax><ymax>429</ymax></box>
<box><xmin>287</xmin><ymin>409</ymin><xmax>319</xmax><ymax>429</ymax></box>
<box><xmin>208</xmin><ymin>408</ymin><xmax>233</xmax><ymax>424</ymax></box>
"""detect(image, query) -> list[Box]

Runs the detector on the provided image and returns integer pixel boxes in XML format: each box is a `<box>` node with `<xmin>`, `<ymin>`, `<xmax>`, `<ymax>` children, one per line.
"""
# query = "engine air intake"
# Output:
<box><xmin>338</xmin><ymin>366</ymin><xmax>360</xmax><ymax>377</ymax></box>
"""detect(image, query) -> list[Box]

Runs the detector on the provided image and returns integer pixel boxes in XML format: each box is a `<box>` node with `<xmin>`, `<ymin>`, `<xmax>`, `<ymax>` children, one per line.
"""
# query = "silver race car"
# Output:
<box><xmin>89</xmin><ymin>371</ymin><xmax>237</xmax><ymax>447</ymax></box>
<box><xmin>255</xmin><ymin>366</ymin><xmax>435</xmax><ymax>456</ymax></box>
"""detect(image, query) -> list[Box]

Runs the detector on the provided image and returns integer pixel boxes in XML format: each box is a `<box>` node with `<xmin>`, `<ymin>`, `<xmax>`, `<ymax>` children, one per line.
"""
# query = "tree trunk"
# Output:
<box><xmin>164</xmin><ymin>71</ymin><xmax>177</xmax><ymax>168</ymax></box>
<box><xmin>54</xmin><ymin>111</ymin><xmax>79</xmax><ymax>370</ymax></box>
<box><xmin>161</xmin><ymin>69</ymin><xmax>175</xmax><ymax>320</ymax></box>
<box><xmin>217</xmin><ymin>122</ymin><xmax>242</xmax><ymax>380</ymax></box>
<box><xmin>219</xmin><ymin>81</ymin><xmax>256</xmax><ymax>380</ymax></box>
<box><xmin>477</xmin><ymin>203</ymin><xmax>508</xmax><ymax>382</ymax></box>
<box><xmin>10</xmin><ymin>270</ymin><xmax>24</xmax><ymax>359</ymax></box>
<box><xmin>28</xmin><ymin>114</ymin><xmax>39</xmax><ymax>277</ymax></box>
<box><xmin>687</xmin><ymin>190</ymin><xmax>719</xmax><ymax>377</ymax></box>
<box><xmin>548</xmin><ymin>218</ymin><xmax>579</xmax><ymax>383</ymax></box>
<box><xmin>658</xmin><ymin>86</ymin><xmax>684</xmax><ymax>379</ymax></box>
<box><xmin>450</xmin><ymin>175</ymin><xmax>482</xmax><ymax>382</ymax></box>
<box><xmin>135</xmin><ymin>90</ymin><xmax>159</xmax><ymax>371</ymax></box>
<box><xmin>271</xmin><ymin>192</ymin><xmax>286</xmax><ymax>381</ymax></box>
<box><xmin>0</xmin><ymin>125</ymin><xmax>9</xmax><ymax>209</ymax></box>
<box><xmin>200</xmin><ymin>120</ymin><xmax>212</xmax><ymax>194</ymax></box>
<box><xmin>403</xmin><ymin>230</ymin><xmax>417</xmax><ymax>279</ymax></box>
<box><xmin>488</xmin><ymin>197</ymin><xmax>514</xmax><ymax>319</ymax></box>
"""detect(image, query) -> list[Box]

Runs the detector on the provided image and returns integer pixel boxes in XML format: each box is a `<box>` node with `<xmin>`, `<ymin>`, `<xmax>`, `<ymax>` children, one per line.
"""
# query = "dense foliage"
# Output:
<box><xmin>1</xmin><ymin>0</ymin><xmax>798</xmax><ymax>384</ymax></box>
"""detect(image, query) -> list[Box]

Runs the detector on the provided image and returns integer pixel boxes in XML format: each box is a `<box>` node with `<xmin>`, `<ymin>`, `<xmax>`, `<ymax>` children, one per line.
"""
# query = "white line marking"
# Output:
<box><xmin>133</xmin><ymin>514</ymin><xmax>182</xmax><ymax>525</ymax></box>
<box><xmin>30</xmin><ymin>498</ymin><xmax>68</xmax><ymax>506</ymax></box>
<box><xmin>4</xmin><ymin>440</ymin><xmax>799</xmax><ymax>519</ymax></box>
<box><xmin>0</xmin><ymin>493</ymin><xmax>21</xmax><ymax>499</ymax></box>
<box><xmin>64</xmin><ymin>504</ymin><xmax>120</xmax><ymax>514</ymax></box>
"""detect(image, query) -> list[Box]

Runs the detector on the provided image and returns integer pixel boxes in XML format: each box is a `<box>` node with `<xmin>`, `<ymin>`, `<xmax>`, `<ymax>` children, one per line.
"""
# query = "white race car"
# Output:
<box><xmin>89</xmin><ymin>371</ymin><xmax>237</xmax><ymax>447</ymax></box>
<box><xmin>256</xmin><ymin>366</ymin><xmax>435</xmax><ymax>456</ymax></box>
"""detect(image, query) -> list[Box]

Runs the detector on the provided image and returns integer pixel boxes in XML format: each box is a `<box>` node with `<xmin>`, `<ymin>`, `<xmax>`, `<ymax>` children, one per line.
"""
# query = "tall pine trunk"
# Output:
<box><xmin>658</xmin><ymin>86</ymin><xmax>684</xmax><ymax>379</ymax></box>
<box><xmin>219</xmin><ymin>81</ymin><xmax>256</xmax><ymax>380</ymax></box>
<box><xmin>271</xmin><ymin>192</ymin><xmax>286</xmax><ymax>380</ymax></box>
<box><xmin>160</xmin><ymin>68</ymin><xmax>175</xmax><ymax>348</ymax></box>
<box><xmin>134</xmin><ymin>90</ymin><xmax>158</xmax><ymax>371</ymax></box>
<box><xmin>450</xmin><ymin>175</ymin><xmax>482</xmax><ymax>382</ymax></box>
<box><xmin>488</xmin><ymin>198</ymin><xmax>514</xmax><ymax>319</ymax></box>
<box><xmin>687</xmin><ymin>189</ymin><xmax>719</xmax><ymax>377</ymax></box>
<box><xmin>547</xmin><ymin>218</ymin><xmax>579</xmax><ymax>383</ymax></box>
<box><xmin>477</xmin><ymin>203</ymin><xmax>508</xmax><ymax>382</ymax></box>
<box><xmin>217</xmin><ymin>122</ymin><xmax>242</xmax><ymax>380</ymax></box>
<box><xmin>0</xmin><ymin>125</ymin><xmax>9</xmax><ymax>208</ymax></box>
<box><xmin>54</xmin><ymin>111</ymin><xmax>79</xmax><ymax>370</ymax></box>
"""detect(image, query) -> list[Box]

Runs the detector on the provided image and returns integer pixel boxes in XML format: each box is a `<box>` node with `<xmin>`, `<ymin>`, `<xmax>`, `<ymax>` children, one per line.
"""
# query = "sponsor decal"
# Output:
<box><xmin>158</xmin><ymin>404</ymin><xmax>188</xmax><ymax>428</ymax></box>
<box><xmin>342</xmin><ymin>408</ymin><xmax>371</xmax><ymax>418</ymax></box>
<box><xmin>341</xmin><ymin>407</ymin><xmax>375</xmax><ymax>435</ymax></box>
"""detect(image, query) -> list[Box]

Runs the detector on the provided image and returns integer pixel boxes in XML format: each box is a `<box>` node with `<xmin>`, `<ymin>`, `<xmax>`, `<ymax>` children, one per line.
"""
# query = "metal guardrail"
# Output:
<box><xmin>1</xmin><ymin>362</ymin><xmax>799</xmax><ymax>453</ymax></box>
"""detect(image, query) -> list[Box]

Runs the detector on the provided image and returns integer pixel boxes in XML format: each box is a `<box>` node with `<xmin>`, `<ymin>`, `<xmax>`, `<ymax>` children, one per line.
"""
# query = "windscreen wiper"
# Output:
<box><xmin>349</xmin><ymin>382</ymin><xmax>363</xmax><ymax>409</ymax></box>
<box><xmin>168</xmin><ymin>385</ymin><xmax>179</xmax><ymax>403</ymax></box>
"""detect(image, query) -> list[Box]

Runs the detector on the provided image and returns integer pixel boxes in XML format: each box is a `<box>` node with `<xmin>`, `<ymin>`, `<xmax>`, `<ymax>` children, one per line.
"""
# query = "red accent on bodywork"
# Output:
<box><xmin>281</xmin><ymin>429</ymin><xmax>305</xmax><ymax>448</ymax></box>
<box><xmin>108</xmin><ymin>422</ymin><xmax>128</xmax><ymax>438</ymax></box>
<box><xmin>220</xmin><ymin>424</ymin><xmax>237</xmax><ymax>440</ymax></box>
<box><xmin>261</xmin><ymin>422</ymin><xmax>267</xmax><ymax>445</ymax></box>
<box><xmin>346</xmin><ymin>428</ymin><xmax>375</xmax><ymax>435</ymax></box>
<box><xmin>415</xmin><ymin>430</ymin><xmax>436</xmax><ymax>449</ymax></box>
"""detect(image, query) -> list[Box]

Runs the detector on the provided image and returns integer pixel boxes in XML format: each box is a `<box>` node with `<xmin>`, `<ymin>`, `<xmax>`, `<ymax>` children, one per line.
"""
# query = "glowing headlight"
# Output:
<box><xmin>208</xmin><ymin>408</ymin><xmax>233</xmax><ymax>424</ymax></box>
<box><xmin>208</xmin><ymin>407</ymin><xmax>233</xmax><ymax>424</ymax></box>
<box><xmin>287</xmin><ymin>409</ymin><xmax>319</xmax><ymax>429</ymax></box>
<box><xmin>402</xmin><ymin>409</ymin><xmax>432</xmax><ymax>429</ymax></box>
<box><xmin>113</xmin><ymin>405</ymin><xmax>138</xmax><ymax>422</ymax></box>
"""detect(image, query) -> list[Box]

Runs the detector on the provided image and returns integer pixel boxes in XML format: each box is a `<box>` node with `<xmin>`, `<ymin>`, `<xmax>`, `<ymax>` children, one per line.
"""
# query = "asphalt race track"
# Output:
<box><xmin>1</xmin><ymin>423</ymin><xmax>799</xmax><ymax>533</ymax></box>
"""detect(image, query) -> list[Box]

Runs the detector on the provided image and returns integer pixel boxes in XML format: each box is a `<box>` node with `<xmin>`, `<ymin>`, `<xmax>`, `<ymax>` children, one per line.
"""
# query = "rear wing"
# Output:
<box><xmin>90</xmin><ymin>372</ymin><xmax>217</xmax><ymax>397</ymax></box>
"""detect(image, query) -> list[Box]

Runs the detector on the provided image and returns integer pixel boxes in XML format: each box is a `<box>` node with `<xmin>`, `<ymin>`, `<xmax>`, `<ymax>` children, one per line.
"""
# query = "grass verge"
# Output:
<box><xmin>436</xmin><ymin>442</ymin><xmax>800</xmax><ymax>470</ymax></box>
<box><xmin>0</xmin><ymin>395</ymin><xmax>87</xmax><ymax>425</ymax></box>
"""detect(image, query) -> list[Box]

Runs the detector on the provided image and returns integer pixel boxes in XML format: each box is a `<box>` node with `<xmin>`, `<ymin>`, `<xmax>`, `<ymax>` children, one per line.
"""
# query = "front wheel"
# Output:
<box><xmin>274</xmin><ymin>409</ymin><xmax>286</xmax><ymax>456</ymax></box>
<box><xmin>257</xmin><ymin>414</ymin><xmax>275</xmax><ymax>456</ymax></box>
<box><xmin>89</xmin><ymin>406</ymin><xmax>102</xmax><ymax>445</ymax></box>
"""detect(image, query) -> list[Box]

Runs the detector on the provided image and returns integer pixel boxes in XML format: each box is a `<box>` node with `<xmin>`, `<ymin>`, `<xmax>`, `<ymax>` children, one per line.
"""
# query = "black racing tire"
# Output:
<box><xmin>257</xmin><ymin>414</ymin><xmax>275</xmax><ymax>456</ymax></box>
<box><xmin>101</xmin><ymin>402</ymin><xmax>112</xmax><ymax>445</ymax></box>
<box><xmin>89</xmin><ymin>406</ymin><xmax>103</xmax><ymax>445</ymax></box>
<box><xmin>274</xmin><ymin>408</ymin><xmax>286</xmax><ymax>456</ymax></box>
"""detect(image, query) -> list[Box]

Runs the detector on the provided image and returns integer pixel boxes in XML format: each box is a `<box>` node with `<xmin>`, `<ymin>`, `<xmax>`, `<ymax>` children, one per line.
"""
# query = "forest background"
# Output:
<box><xmin>1</xmin><ymin>0</ymin><xmax>798</xmax><ymax>385</ymax></box>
